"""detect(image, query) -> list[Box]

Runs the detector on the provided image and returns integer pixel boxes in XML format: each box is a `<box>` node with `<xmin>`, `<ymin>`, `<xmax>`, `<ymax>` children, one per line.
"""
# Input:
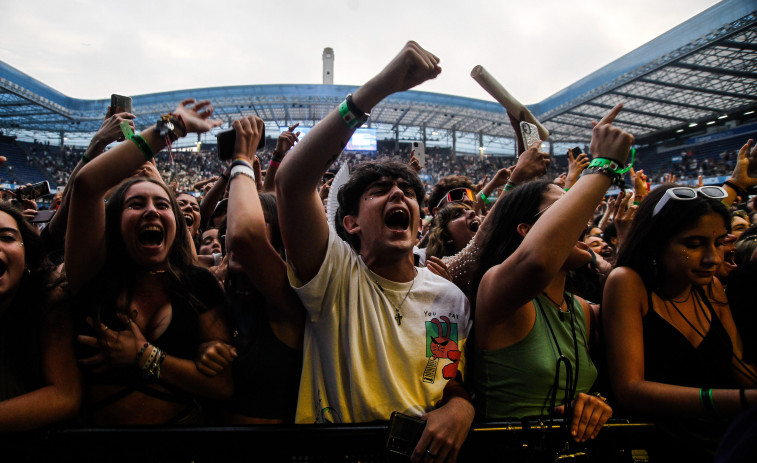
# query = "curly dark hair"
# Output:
<box><xmin>335</xmin><ymin>160</ymin><xmax>424</xmax><ymax>252</ymax></box>
<box><xmin>425</xmin><ymin>203</ymin><xmax>470</xmax><ymax>260</ymax></box>
<box><xmin>427</xmin><ymin>175</ymin><xmax>476</xmax><ymax>215</ymax></box>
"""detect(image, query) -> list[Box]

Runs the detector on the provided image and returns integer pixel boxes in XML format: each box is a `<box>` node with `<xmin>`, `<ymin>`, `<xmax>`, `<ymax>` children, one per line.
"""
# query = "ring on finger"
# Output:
<box><xmin>425</xmin><ymin>449</ymin><xmax>436</xmax><ymax>459</ymax></box>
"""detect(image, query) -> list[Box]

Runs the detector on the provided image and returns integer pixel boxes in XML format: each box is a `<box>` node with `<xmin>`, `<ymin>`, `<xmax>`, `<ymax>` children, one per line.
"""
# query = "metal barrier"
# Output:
<box><xmin>0</xmin><ymin>419</ymin><xmax>690</xmax><ymax>462</ymax></box>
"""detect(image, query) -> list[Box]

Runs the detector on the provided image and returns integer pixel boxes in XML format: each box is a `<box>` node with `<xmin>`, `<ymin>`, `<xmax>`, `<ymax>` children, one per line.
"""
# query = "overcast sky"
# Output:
<box><xmin>1</xmin><ymin>0</ymin><xmax>722</xmax><ymax>105</ymax></box>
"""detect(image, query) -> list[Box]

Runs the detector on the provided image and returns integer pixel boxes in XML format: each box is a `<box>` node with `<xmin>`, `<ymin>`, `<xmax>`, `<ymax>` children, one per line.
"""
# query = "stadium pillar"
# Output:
<box><xmin>422</xmin><ymin>124</ymin><xmax>427</xmax><ymax>146</ymax></box>
<box><xmin>59</xmin><ymin>131</ymin><xmax>64</xmax><ymax>147</ymax></box>
<box><xmin>322</xmin><ymin>48</ymin><xmax>334</xmax><ymax>85</ymax></box>
<box><xmin>394</xmin><ymin>127</ymin><xmax>399</xmax><ymax>154</ymax></box>
<box><xmin>452</xmin><ymin>128</ymin><xmax>457</xmax><ymax>160</ymax></box>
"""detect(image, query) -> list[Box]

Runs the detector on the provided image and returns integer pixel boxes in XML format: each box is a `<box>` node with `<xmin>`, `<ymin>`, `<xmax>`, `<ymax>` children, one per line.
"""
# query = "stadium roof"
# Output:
<box><xmin>1</xmin><ymin>0</ymin><xmax>755</xmax><ymax>154</ymax></box>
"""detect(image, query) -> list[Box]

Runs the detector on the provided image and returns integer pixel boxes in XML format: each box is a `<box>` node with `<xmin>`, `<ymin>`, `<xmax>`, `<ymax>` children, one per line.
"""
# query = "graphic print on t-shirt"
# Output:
<box><xmin>422</xmin><ymin>316</ymin><xmax>460</xmax><ymax>383</ymax></box>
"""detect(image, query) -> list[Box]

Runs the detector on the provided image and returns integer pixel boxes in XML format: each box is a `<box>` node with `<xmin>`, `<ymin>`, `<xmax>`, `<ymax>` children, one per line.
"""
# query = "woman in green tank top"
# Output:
<box><xmin>471</xmin><ymin>106</ymin><xmax>631</xmax><ymax>442</ymax></box>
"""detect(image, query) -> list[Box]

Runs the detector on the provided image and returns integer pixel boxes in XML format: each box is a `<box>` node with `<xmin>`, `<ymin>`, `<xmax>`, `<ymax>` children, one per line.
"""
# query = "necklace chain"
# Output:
<box><xmin>373</xmin><ymin>269</ymin><xmax>417</xmax><ymax>326</ymax></box>
<box><xmin>541</xmin><ymin>291</ymin><xmax>567</xmax><ymax>313</ymax></box>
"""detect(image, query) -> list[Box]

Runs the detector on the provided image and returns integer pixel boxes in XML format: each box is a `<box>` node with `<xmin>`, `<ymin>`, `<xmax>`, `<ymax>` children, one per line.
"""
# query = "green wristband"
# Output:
<box><xmin>81</xmin><ymin>154</ymin><xmax>90</xmax><ymax>164</ymax></box>
<box><xmin>338</xmin><ymin>99</ymin><xmax>360</xmax><ymax>129</ymax></box>
<box><xmin>478</xmin><ymin>191</ymin><xmax>491</xmax><ymax>205</ymax></box>
<box><xmin>129</xmin><ymin>134</ymin><xmax>154</xmax><ymax>161</ymax></box>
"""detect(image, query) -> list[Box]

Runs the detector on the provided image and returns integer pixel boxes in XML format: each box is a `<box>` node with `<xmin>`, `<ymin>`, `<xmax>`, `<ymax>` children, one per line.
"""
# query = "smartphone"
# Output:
<box><xmin>411</xmin><ymin>141</ymin><xmax>426</xmax><ymax>168</ymax></box>
<box><xmin>15</xmin><ymin>181</ymin><xmax>51</xmax><ymax>200</ymax></box>
<box><xmin>520</xmin><ymin>121</ymin><xmax>541</xmax><ymax>155</ymax></box>
<box><xmin>571</xmin><ymin>147</ymin><xmax>583</xmax><ymax>157</ymax></box>
<box><xmin>385</xmin><ymin>412</ymin><xmax>426</xmax><ymax>458</ymax></box>
<box><xmin>109</xmin><ymin>94</ymin><xmax>132</xmax><ymax>116</ymax></box>
<box><xmin>31</xmin><ymin>209</ymin><xmax>56</xmax><ymax>224</ymax></box>
<box><xmin>216</xmin><ymin>125</ymin><xmax>266</xmax><ymax>160</ymax></box>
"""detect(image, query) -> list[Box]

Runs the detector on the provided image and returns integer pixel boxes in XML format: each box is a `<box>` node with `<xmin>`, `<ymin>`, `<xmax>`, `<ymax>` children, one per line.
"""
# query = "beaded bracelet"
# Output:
<box><xmin>136</xmin><ymin>342</ymin><xmax>150</xmax><ymax>364</ymax></box>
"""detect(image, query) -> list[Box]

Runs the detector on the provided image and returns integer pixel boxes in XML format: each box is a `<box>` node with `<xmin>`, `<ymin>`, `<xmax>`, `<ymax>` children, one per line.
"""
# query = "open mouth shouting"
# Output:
<box><xmin>0</xmin><ymin>259</ymin><xmax>7</xmax><ymax>279</ymax></box>
<box><xmin>138</xmin><ymin>225</ymin><xmax>165</xmax><ymax>247</ymax></box>
<box><xmin>183</xmin><ymin>213</ymin><xmax>194</xmax><ymax>229</ymax></box>
<box><xmin>385</xmin><ymin>208</ymin><xmax>410</xmax><ymax>232</ymax></box>
<box><xmin>469</xmin><ymin>217</ymin><xmax>481</xmax><ymax>233</ymax></box>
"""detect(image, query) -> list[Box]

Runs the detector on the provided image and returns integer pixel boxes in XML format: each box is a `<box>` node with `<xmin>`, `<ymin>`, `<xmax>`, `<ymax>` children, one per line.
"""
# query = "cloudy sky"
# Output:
<box><xmin>1</xmin><ymin>0</ymin><xmax>721</xmax><ymax>105</ymax></box>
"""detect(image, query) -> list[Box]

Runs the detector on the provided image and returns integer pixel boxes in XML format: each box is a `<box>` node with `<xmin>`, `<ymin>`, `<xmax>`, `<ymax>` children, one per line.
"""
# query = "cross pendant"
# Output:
<box><xmin>395</xmin><ymin>312</ymin><xmax>403</xmax><ymax>325</ymax></box>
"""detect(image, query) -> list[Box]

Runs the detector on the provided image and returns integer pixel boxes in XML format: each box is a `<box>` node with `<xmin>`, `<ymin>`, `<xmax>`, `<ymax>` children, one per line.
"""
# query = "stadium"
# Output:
<box><xmin>2</xmin><ymin>0</ymin><xmax>756</xmax><ymax>194</ymax></box>
<box><xmin>1</xmin><ymin>0</ymin><xmax>757</xmax><ymax>461</ymax></box>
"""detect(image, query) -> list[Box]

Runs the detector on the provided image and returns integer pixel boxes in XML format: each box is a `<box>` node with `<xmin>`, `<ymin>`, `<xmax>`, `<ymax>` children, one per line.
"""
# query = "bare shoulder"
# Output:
<box><xmin>604</xmin><ymin>266</ymin><xmax>648</xmax><ymax>316</ymax></box>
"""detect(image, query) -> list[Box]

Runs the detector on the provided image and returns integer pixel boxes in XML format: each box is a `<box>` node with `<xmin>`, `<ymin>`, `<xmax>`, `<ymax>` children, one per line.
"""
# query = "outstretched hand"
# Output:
<box><xmin>730</xmin><ymin>139</ymin><xmax>757</xmax><ymax>190</ymax></box>
<box><xmin>629</xmin><ymin>167</ymin><xmax>648</xmax><ymax>198</ymax></box>
<box><xmin>510</xmin><ymin>141</ymin><xmax>549</xmax><ymax>184</ymax></box>
<box><xmin>174</xmin><ymin>99</ymin><xmax>223</xmax><ymax>134</ymax></box>
<box><xmin>589</xmin><ymin>103</ymin><xmax>634</xmax><ymax>164</ymax></box>
<box><xmin>276</xmin><ymin>123</ymin><xmax>300</xmax><ymax>155</ymax></box>
<box><xmin>566</xmin><ymin>149</ymin><xmax>590</xmax><ymax>189</ymax></box>
<box><xmin>95</xmin><ymin>108</ymin><xmax>136</xmax><ymax>145</ymax></box>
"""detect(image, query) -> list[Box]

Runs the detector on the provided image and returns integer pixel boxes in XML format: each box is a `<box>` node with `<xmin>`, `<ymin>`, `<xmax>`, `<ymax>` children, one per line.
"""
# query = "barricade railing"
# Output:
<box><xmin>0</xmin><ymin>418</ymin><xmax>676</xmax><ymax>462</ymax></box>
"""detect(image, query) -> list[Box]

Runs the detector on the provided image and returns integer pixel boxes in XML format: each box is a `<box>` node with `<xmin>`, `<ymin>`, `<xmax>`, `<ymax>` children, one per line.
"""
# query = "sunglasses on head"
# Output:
<box><xmin>436</xmin><ymin>188</ymin><xmax>475</xmax><ymax>208</ymax></box>
<box><xmin>652</xmin><ymin>186</ymin><xmax>728</xmax><ymax>216</ymax></box>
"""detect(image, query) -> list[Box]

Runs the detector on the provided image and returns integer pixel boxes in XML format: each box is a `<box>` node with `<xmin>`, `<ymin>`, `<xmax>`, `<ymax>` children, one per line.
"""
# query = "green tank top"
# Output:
<box><xmin>474</xmin><ymin>293</ymin><xmax>597</xmax><ymax>419</ymax></box>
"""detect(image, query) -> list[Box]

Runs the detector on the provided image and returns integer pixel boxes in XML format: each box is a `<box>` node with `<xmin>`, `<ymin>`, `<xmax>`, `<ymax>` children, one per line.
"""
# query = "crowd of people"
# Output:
<box><xmin>2</xmin><ymin>41</ymin><xmax>757</xmax><ymax>462</ymax></box>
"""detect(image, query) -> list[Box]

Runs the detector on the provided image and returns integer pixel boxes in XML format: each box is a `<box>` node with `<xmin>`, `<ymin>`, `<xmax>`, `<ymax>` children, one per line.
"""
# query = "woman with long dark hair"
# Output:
<box><xmin>0</xmin><ymin>202</ymin><xmax>81</xmax><ymax>430</ymax></box>
<box><xmin>65</xmin><ymin>100</ymin><xmax>233</xmax><ymax>424</ymax></box>
<box><xmin>472</xmin><ymin>105</ymin><xmax>632</xmax><ymax>443</ymax></box>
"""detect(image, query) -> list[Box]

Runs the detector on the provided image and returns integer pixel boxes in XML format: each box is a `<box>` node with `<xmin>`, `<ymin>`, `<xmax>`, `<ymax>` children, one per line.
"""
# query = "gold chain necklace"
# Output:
<box><xmin>373</xmin><ymin>269</ymin><xmax>417</xmax><ymax>326</ymax></box>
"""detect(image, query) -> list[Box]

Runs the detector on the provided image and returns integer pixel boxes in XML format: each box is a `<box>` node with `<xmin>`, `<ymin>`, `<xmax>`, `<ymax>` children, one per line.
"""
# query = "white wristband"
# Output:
<box><xmin>230</xmin><ymin>165</ymin><xmax>256</xmax><ymax>182</ymax></box>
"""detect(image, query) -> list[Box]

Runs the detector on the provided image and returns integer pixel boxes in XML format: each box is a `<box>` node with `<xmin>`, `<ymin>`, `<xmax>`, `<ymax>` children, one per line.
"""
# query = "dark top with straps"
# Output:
<box><xmin>75</xmin><ymin>266</ymin><xmax>227</xmax><ymax>421</ymax></box>
<box><xmin>223</xmin><ymin>273</ymin><xmax>302</xmax><ymax>422</ymax></box>
<box><xmin>643</xmin><ymin>287</ymin><xmax>737</xmax><ymax>389</ymax></box>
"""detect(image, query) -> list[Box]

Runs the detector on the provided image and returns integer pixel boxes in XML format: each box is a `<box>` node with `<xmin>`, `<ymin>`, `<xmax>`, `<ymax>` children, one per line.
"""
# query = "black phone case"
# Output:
<box><xmin>216</xmin><ymin>126</ymin><xmax>266</xmax><ymax>160</ymax></box>
<box><xmin>386</xmin><ymin>412</ymin><xmax>426</xmax><ymax>458</ymax></box>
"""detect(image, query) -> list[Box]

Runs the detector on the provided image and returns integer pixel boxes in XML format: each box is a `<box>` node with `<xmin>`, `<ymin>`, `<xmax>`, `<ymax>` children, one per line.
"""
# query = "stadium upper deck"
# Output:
<box><xmin>1</xmin><ymin>0</ymin><xmax>755</xmax><ymax>155</ymax></box>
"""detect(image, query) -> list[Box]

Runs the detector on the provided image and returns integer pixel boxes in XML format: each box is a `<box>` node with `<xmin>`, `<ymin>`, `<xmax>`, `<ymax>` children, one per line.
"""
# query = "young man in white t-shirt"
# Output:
<box><xmin>276</xmin><ymin>42</ymin><xmax>474</xmax><ymax>463</ymax></box>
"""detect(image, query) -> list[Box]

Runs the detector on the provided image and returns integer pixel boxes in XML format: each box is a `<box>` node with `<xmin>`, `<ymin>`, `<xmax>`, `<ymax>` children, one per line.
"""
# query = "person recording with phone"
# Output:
<box><xmin>43</xmin><ymin>107</ymin><xmax>136</xmax><ymax>265</ymax></box>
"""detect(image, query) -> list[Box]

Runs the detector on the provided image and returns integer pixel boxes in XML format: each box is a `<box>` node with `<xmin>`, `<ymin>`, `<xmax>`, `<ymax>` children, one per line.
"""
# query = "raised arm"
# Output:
<box><xmin>226</xmin><ymin>115</ymin><xmax>305</xmax><ymax>348</ymax></box>
<box><xmin>722</xmin><ymin>139</ymin><xmax>757</xmax><ymax>208</ymax></box>
<box><xmin>199</xmin><ymin>166</ymin><xmax>230</xmax><ymax>230</ymax></box>
<box><xmin>275</xmin><ymin>41</ymin><xmax>442</xmax><ymax>282</ymax></box>
<box><xmin>477</xmin><ymin>104</ymin><xmax>635</xmax><ymax>319</ymax></box>
<box><xmin>65</xmin><ymin>99</ymin><xmax>221</xmax><ymax>293</ymax></box>
<box><xmin>48</xmin><ymin>111</ymin><xmax>135</xmax><ymax>242</ymax></box>
<box><xmin>263</xmin><ymin>124</ymin><xmax>299</xmax><ymax>194</ymax></box>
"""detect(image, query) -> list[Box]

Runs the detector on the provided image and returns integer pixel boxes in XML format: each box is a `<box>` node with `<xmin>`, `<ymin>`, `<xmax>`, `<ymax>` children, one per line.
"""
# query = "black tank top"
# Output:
<box><xmin>643</xmin><ymin>287</ymin><xmax>737</xmax><ymax>389</ymax></box>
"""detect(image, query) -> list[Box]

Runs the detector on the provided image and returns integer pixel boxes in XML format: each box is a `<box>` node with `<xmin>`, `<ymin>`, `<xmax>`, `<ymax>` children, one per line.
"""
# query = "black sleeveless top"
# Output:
<box><xmin>643</xmin><ymin>287</ymin><xmax>737</xmax><ymax>389</ymax></box>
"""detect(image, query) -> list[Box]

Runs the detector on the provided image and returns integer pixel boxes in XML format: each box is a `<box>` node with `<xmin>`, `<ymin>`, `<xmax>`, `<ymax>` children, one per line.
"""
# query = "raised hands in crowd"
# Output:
<box><xmin>2</xmin><ymin>40</ymin><xmax>757</xmax><ymax>463</ymax></box>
